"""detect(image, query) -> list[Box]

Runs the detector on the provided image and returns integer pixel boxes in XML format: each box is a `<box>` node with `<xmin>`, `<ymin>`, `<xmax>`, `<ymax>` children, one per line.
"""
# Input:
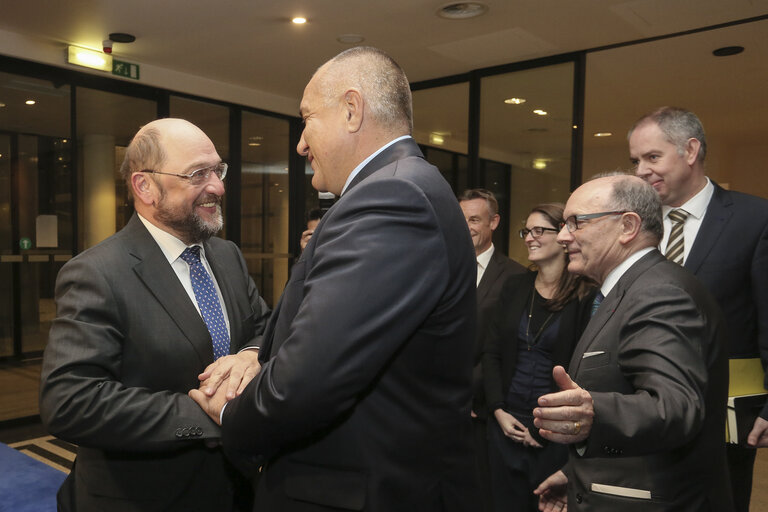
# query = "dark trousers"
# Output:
<box><xmin>726</xmin><ymin>443</ymin><xmax>756</xmax><ymax>512</ymax></box>
<box><xmin>472</xmin><ymin>416</ymin><xmax>492</xmax><ymax>512</ymax></box>
<box><xmin>487</xmin><ymin>419</ymin><xmax>567</xmax><ymax>512</ymax></box>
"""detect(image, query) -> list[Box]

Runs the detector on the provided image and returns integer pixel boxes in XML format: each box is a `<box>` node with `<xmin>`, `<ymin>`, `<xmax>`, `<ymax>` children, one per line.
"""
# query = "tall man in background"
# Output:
<box><xmin>459</xmin><ymin>188</ymin><xmax>524</xmax><ymax>511</ymax></box>
<box><xmin>40</xmin><ymin>118</ymin><xmax>270</xmax><ymax>511</ymax></box>
<box><xmin>191</xmin><ymin>47</ymin><xmax>478</xmax><ymax>511</ymax></box>
<box><xmin>629</xmin><ymin>107</ymin><xmax>768</xmax><ymax>512</ymax></box>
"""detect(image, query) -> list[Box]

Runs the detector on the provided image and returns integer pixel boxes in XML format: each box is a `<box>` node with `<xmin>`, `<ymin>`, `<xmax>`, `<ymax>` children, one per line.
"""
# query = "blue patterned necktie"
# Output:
<box><xmin>180</xmin><ymin>246</ymin><xmax>230</xmax><ymax>360</ymax></box>
<box><xmin>591</xmin><ymin>291</ymin><xmax>604</xmax><ymax>317</ymax></box>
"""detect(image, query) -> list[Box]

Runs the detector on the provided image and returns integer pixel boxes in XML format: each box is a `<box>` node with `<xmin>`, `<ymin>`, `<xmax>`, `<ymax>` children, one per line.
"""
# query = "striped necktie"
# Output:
<box><xmin>180</xmin><ymin>246</ymin><xmax>230</xmax><ymax>360</ymax></box>
<box><xmin>665</xmin><ymin>209</ymin><xmax>689</xmax><ymax>265</ymax></box>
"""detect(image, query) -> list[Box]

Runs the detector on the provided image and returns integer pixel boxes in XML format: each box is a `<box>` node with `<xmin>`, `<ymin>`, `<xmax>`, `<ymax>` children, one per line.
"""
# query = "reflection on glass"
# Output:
<box><xmin>479</xmin><ymin>64</ymin><xmax>574</xmax><ymax>264</ymax></box>
<box><xmin>241</xmin><ymin>111</ymin><xmax>290</xmax><ymax>307</ymax></box>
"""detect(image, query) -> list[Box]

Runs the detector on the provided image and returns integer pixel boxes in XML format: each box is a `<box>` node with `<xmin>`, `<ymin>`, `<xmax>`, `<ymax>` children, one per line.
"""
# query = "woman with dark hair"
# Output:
<box><xmin>483</xmin><ymin>203</ymin><xmax>595</xmax><ymax>512</ymax></box>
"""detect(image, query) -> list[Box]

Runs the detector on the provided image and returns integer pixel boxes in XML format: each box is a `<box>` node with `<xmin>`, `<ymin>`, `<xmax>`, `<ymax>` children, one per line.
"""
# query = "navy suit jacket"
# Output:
<box><xmin>221</xmin><ymin>138</ymin><xmax>478</xmax><ymax>511</ymax></box>
<box><xmin>684</xmin><ymin>183</ymin><xmax>768</xmax><ymax>415</ymax></box>
<box><xmin>40</xmin><ymin>214</ymin><xmax>270</xmax><ymax>511</ymax></box>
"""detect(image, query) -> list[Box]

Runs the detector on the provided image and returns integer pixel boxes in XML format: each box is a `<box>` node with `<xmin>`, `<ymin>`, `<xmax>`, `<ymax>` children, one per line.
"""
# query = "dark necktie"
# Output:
<box><xmin>665</xmin><ymin>209</ymin><xmax>689</xmax><ymax>265</ymax></box>
<box><xmin>591</xmin><ymin>291</ymin><xmax>604</xmax><ymax>317</ymax></box>
<box><xmin>180</xmin><ymin>246</ymin><xmax>230</xmax><ymax>360</ymax></box>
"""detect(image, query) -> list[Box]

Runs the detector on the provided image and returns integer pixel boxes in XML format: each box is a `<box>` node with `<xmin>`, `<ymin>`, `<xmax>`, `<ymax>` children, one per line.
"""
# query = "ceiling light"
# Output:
<box><xmin>594</xmin><ymin>132</ymin><xmax>612</xmax><ymax>137</ymax></box>
<box><xmin>67</xmin><ymin>45</ymin><xmax>113</xmax><ymax>72</ymax></box>
<box><xmin>437</xmin><ymin>2</ymin><xmax>488</xmax><ymax>19</ymax></box>
<box><xmin>25</xmin><ymin>100</ymin><xmax>36</xmax><ymax>105</ymax></box>
<box><xmin>533</xmin><ymin>109</ymin><xmax>548</xmax><ymax>116</ymax></box>
<box><xmin>337</xmin><ymin>34</ymin><xmax>365</xmax><ymax>44</ymax></box>
<box><xmin>713</xmin><ymin>46</ymin><xmax>744</xmax><ymax>57</ymax></box>
<box><xmin>532</xmin><ymin>158</ymin><xmax>548</xmax><ymax>170</ymax></box>
<box><xmin>0</xmin><ymin>102</ymin><xmax>5</xmax><ymax>108</ymax></box>
<box><xmin>292</xmin><ymin>17</ymin><xmax>307</xmax><ymax>24</ymax></box>
<box><xmin>430</xmin><ymin>133</ymin><xmax>445</xmax><ymax>145</ymax></box>
<box><xmin>504</xmin><ymin>98</ymin><xmax>526</xmax><ymax>105</ymax></box>
<box><xmin>248</xmin><ymin>142</ymin><xmax>261</xmax><ymax>147</ymax></box>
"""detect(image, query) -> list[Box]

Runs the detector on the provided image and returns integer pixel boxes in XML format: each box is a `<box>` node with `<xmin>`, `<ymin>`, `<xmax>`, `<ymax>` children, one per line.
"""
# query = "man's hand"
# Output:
<box><xmin>747</xmin><ymin>416</ymin><xmax>768</xmax><ymax>447</ymax></box>
<box><xmin>533</xmin><ymin>366</ymin><xmax>594</xmax><ymax>444</ymax></box>
<box><xmin>198</xmin><ymin>349</ymin><xmax>261</xmax><ymax>400</ymax></box>
<box><xmin>300</xmin><ymin>228</ymin><xmax>315</xmax><ymax>251</ymax></box>
<box><xmin>189</xmin><ymin>384</ymin><xmax>228</xmax><ymax>426</ymax></box>
<box><xmin>534</xmin><ymin>469</ymin><xmax>568</xmax><ymax>511</ymax></box>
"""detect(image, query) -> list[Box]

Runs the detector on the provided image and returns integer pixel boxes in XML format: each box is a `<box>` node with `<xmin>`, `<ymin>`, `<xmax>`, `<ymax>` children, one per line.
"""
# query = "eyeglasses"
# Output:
<box><xmin>141</xmin><ymin>162</ymin><xmax>228</xmax><ymax>185</ymax></box>
<box><xmin>560</xmin><ymin>211</ymin><xmax>628</xmax><ymax>232</ymax></box>
<box><xmin>519</xmin><ymin>226</ymin><xmax>559</xmax><ymax>239</ymax></box>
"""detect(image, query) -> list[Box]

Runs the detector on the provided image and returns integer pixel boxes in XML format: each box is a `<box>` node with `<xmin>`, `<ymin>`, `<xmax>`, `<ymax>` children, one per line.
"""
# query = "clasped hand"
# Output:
<box><xmin>189</xmin><ymin>349</ymin><xmax>260</xmax><ymax>425</ymax></box>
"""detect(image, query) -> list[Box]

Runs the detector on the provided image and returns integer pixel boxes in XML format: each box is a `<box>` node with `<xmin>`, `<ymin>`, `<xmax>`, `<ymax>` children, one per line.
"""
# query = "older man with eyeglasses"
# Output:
<box><xmin>532</xmin><ymin>173</ymin><xmax>732</xmax><ymax>512</ymax></box>
<box><xmin>40</xmin><ymin>118</ymin><xmax>271</xmax><ymax>512</ymax></box>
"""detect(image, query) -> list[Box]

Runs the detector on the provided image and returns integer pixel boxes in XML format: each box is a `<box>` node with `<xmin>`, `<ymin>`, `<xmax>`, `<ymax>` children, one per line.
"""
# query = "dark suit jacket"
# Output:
<box><xmin>221</xmin><ymin>138</ymin><xmax>478</xmax><ymax>511</ymax></box>
<box><xmin>472</xmin><ymin>249</ymin><xmax>525</xmax><ymax>418</ymax></box>
<box><xmin>483</xmin><ymin>271</ymin><xmax>593</xmax><ymax>442</ymax></box>
<box><xmin>40</xmin><ymin>214</ymin><xmax>270</xmax><ymax>512</ymax></box>
<box><xmin>683</xmin><ymin>183</ymin><xmax>768</xmax><ymax>415</ymax></box>
<box><xmin>565</xmin><ymin>250</ymin><xmax>732</xmax><ymax>512</ymax></box>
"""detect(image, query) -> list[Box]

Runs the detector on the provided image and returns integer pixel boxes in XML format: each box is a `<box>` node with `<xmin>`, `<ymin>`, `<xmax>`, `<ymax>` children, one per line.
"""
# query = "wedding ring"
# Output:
<box><xmin>573</xmin><ymin>421</ymin><xmax>581</xmax><ymax>435</ymax></box>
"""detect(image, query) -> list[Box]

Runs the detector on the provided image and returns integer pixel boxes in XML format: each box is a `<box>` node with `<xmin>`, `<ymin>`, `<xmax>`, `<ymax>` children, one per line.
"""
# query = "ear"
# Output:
<box><xmin>131</xmin><ymin>172</ymin><xmax>157</xmax><ymax>206</ymax></box>
<box><xmin>618</xmin><ymin>212</ymin><xmax>642</xmax><ymax>245</ymax></box>
<box><xmin>343</xmin><ymin>89</ymin><xmax>364</xmax><ymax>133</ymax></box>
<box><xmin>684</xmin><ymin>138</ymin><xmax>701</xmax><ymax>166</ymax></box>
<box><xmin>489</xmin><ymin>213</ymin><xmax>500</xmax><ymax>231</ymax></box>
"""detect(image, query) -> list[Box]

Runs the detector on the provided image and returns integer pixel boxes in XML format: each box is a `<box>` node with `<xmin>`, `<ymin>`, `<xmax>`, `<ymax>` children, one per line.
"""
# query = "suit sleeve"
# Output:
<box><xmin>755</xmin><ymin>220</ymin><xmax>768</xmax><ymax>418</ymax></box>
<box><xmin>40</xmin><ymin>256</ymin><xmax>221</xmax><ymax>452</ymax></box>
<box><xmin>221</xmin><ymin>177</ymin><xmax>455</xmax><ymax>455</ymax></box>
<box><xmin>582</xmin><ymin>282</ymin><xmax>715</xmax><ymax>457</ymax></box>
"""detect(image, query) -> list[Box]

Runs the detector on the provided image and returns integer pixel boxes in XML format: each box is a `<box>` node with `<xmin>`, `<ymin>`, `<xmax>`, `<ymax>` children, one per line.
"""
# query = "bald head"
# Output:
<box><xmin>315</xmin><ymin>46</ymin><xmax>413</xmax><ymax>136</ymax></box>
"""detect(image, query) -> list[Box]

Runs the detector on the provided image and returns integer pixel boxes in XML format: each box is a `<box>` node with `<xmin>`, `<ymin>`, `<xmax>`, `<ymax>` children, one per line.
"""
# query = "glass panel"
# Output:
<box><xmin>241</xmin><ymin>111</ymin><xmax>290</xmax><ymax>307</ymax></box>
<box><xmin>170</xmin><ymin>96</ymin><xmax>231</xmax><ymax>237</ymax></box>
<box><xmin>412</xmin><ymin>83</ymin><xmax>469</xmax><ymax>188</ymax></box>
<box><xmin>479</xmin><ymin>63</ymin><xmax>574</xmax><ymax>265</ymax></box>
<box><xmin>584</xmin><ymin>18</ymin><xmax>768</xmax><ymax>200</ymax></box>
<box><xmin>76</xmin><ymin>87</ymin><xmax>156</xmax><ymax>246</ymax></box>
<box><xmin>0</xmin><ymin>72</ymin><xmax>71</xmax><ymax>365</ymax></box>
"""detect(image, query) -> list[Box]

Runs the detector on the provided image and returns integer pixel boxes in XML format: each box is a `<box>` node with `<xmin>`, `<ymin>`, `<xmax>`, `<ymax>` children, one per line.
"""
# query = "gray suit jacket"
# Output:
<box><xmin>221</xmin><ymin>138</ymin><xmax>479</xmax><ymax>511</ymax></box>
<box><xmin>40</xmin><ymin>214</ymin><xmax>270</xmax><ymax>511</ymax></box>
<box><xmin>565</xmin><ymin>250</ymin><xmax>732</xmax><ymax>512</ymax></box>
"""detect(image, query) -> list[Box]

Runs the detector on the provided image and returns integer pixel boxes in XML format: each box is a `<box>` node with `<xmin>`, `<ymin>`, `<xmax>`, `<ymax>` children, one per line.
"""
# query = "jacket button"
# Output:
<box><xmin>175</xmin><ymin>428</ymin><xmax>183</xmax><ymax>438</ymax></box>
<box><xmin>576</xmin><ymin>493</ymin><xmax>583</xmax><ymax>503</ymax></box>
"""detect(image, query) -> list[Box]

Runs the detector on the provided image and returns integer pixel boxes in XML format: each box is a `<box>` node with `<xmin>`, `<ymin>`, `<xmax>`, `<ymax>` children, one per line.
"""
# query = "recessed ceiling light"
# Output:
<box><xmin>504</xmin><ymin>98</ymin><xmax>526</xmax><ymax>105</ymax></box>
<box><xmin>292</xmin><ymin>17</ymin><xmax>307</xmax><ymax>24</ymax></box>
<box><xmin>533</xmin><ymin>109</ymin><xmax>547</xmax><ymax>116</ymax></box>
<box><xmin>0</xmin><ymin>102</ymin><xmax>5</xmax><ymax>108</ymax></box>
<box><xmin>713</xmin><ymin>46</ymin><xmax>744</xmax><ymax>57</ymax></box>
<box><xmin>248</xmin><ymin>142</ymin><xmax>261</xmax><ymax>147</ymax></box>
<box><xmin>429</xmin><ymin>133</ymin><xmax>445</xmax><ymax>145</ymax></box>
<box><xmin>337</xmin><ymin>34</ymin><xmax>365</xmax><ymax>44</ymax></box>
<box><xmin>437</xmin><ymin>2</ymin><xmax>488</xmax><ymax>19</ymax></box>
<box><xmin>25</xmin><ymin>100</ymin><xmax>36</xmax><ymax>105</ymax></box>
<box><xmin>594</xmin><ymin>132</ymin><xmax>612</xmax><ymax>137</ymax></box>
<box><xmin>532</xmin><ymin>158</ymin><xmax>548</xmax><ymax>170</ymax></box>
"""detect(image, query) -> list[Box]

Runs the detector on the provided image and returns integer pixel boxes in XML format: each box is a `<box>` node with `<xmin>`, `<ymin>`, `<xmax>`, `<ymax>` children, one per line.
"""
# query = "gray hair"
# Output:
<box><xmin>595</xmin><ymin>171</ymin><xmax>663</xmax><ymax>244</ymax></box>
<box><xmin>118</xmin><ymin>127</ymin><xmax>166</xmax><ymax>200</ymax></box>
<box><xmin>628</xmin><ymin>106</ymin><xmax>707</xmax><ymax>163</ymax></box>
<box><xmin>319</xmin><ymin>46</ymin><xmax>413</xmax><ymax>134</ymax></box>
<box><xmin>458</xmin><ymin>188</ymin><xmax>499</xmax><ymax>216</ymax></box>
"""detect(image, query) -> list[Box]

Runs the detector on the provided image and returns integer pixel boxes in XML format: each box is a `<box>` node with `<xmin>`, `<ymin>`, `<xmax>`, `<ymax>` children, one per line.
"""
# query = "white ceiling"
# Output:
<box><xmin>1</xmin><ymin>0</ymin><xmax>767</xmax><ymax>104</ymax></box>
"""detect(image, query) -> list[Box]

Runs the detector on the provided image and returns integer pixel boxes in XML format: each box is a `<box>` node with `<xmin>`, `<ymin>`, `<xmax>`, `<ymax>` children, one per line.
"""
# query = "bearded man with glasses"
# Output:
<box><xmin>40</xmin><ymin>118</ymin><xmax>271</xmax><ymax>512</ymax></box>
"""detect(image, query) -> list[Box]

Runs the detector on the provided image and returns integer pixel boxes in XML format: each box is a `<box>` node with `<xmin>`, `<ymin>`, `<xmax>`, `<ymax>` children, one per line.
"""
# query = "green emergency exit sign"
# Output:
<box><xmin>113</xmin><ymin>60</ymin><xmax>140</xmax><ymax>80</ymax></box>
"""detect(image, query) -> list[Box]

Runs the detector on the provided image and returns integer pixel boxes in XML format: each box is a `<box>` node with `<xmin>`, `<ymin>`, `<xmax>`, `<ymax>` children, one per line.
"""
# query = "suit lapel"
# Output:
<box><xmin>570</xmin><ymin>251</ymin><xmax>664</xmax><ymax>375</ymax></box>
<box><xmin>477</xmin><ymin>251</ymin><xmax>502</xmax><ymax>303</ymax></box>
<box><xmin>684</xmin><ymin>184</ymin><xmax>733</xmax><ymax>275</ymax></box>
<box><xmin>124</xmin><ymin>215</ymin><xmax>215</xmax><ymax>365</ymax></box>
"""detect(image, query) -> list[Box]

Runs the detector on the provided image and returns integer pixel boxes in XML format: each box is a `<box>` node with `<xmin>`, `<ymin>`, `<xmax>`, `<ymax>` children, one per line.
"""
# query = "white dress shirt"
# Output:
<box><xmin>476</xmin><ymin>244</ymin><xmax>495</xmax><ymax>287</ymax></box>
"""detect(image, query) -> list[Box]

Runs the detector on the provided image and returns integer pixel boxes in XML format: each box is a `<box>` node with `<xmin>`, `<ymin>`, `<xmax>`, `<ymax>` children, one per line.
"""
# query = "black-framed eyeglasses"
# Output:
<box><xmin>560</xmin><ymin>211</ymin><xmax>629</xmax><ymax>232</ymax></box>
<box><xmin>519</xmin><ymin>226</ymin><xmax>559</xmax><ymax>239</ymax></box>
<box><xmin>141</xmin><ymin>162</ymin><xmax>228</xmax><ymax>186</ymax></box>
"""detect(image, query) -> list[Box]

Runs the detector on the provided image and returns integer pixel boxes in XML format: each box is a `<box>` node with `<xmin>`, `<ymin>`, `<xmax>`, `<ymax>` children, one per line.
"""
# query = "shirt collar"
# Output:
<box><xmin>600</xmin><ymin>246</ymin><xmax>655</xmax><ymax>297</ymax></box>
<box><xmin>476</xmin><ymin>244</ymin><xmax>495</xmax><ymax>269</ymax></box>
<box><xmin>661</xmin><ymin>177</ymin><xmax>714</xmax><ymax>220</ymax></box>
<box><xmin>137</xmin><ymin>213</ymin><xmax>204</xmax><ymax>264</ymax></box>
<box><xmin>340</xmin><ymin>135</ymin><xmax>412</xmax><ymax>195</ymax></box>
